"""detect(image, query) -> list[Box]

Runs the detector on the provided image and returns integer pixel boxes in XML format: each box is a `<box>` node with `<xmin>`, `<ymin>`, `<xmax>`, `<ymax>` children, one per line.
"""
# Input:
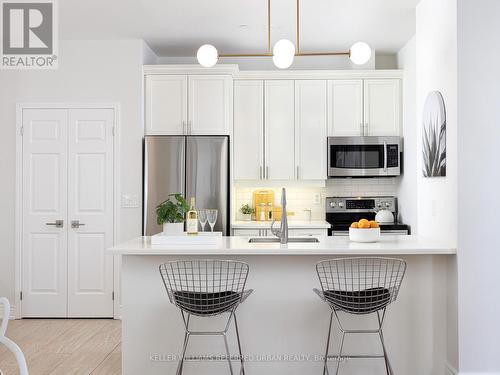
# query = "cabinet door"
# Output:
<box><xmin>289</xmin><ymin>229</ymin><xmax>328</xmax><ymax>237</ymax></box>
<box><xmin>188</xmin><ymin>75</ymin><xmax>232</xmax><ymax>135</ymax></box>
<box><xmin>234</xmin><ymin>80</ymin><xmax>264</xmax><ymax>180</ymax></box>
<box><xmin>363</xmin><ymin>79</ymin><xmax>401</xmax><ymax>136</ymax></box>
<box><xmin>233</xmin><ymin>229</ymin><xmax>263</xmax><ymax>236</ymax></box>
<box><xmin>265</xmin><ymin>80</ymin><xmax>295</xmax><ymax>180</ymax></box>
<box><xmin>328</xmin><ymin>80</ymin><xmax>363</xmax><ymax>136</ymax></box>
<box><xmin>295</xmin><ymin>80</ymin><xmax>327</xmax><ymax>180</ymax></box>
<box><xmin>145</xmin><ymin>75</ymin><xmax>188</xmax><ymax>135</ymax></box>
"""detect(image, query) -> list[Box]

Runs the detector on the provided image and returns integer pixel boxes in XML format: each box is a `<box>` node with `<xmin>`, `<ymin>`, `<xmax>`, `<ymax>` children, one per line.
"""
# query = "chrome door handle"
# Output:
<box><xmin>46</xmin><ymin>220</ymin><xmax>64</xmax><ymax>228</ymax></box>
<box><xmin>71</xmin><ymin>220</ymin><xmax>86</xmax><ymax>229</ymax></box>
<box><xmin>383</xmin><ymin>141</ymin><xmax>388</xmax><ymax>172</ymax></box>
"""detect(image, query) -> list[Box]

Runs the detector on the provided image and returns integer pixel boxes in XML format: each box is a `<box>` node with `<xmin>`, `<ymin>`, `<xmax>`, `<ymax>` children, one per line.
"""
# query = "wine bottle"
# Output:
<box><xmin>186</xmin><ymin>197</ymin><xmax>198</xmax><ymax>235</ymax></box>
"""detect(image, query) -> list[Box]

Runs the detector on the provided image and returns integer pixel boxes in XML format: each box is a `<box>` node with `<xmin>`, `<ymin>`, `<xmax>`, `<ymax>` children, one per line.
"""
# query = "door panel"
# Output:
<box><xmin>143</xmin><ymin>136</ymin><xmax>186</xmax><ymax>236</ymax></box>
<box><xmin>188</xmin><ymin>75</ymin><xmax>232</xmax><ymax>135</ymax></box>
<box><xmin>328</xmin><ymin>80</ymin><xmax>364</xmax><ymax>136</ymax></box>
<box><xmin>364</xmin><ymin>79</ymin><xmax>401</xmax><ymax>136</ymax></box>
<box><xmin>233</xmin><ymin>80</ymin><xmax>264</xmax><ymax>180</ymax></box>
<box><xmin>67</xmin><ymin>109</ymin><xmax>114</xmax><ymax>317</ymax></box>
<box><xmin>186</xmin><ymin>137</ymin><xmax>229</xmax><ymax>235</ymax></box>
<box><xmin>264</xmin><ymin>80</ymin><xmax>295</xmax><ymax>180</ymax></box>
<box><xmin>295</xmin><ymin>80</ymin><xmax>328</xmax><ymax>180</ymax></box>
<box><xmin>145</xmin><ymin>75</ymin><xmax>188</xmax><ymax>135</ymax></box>
<box><xmin>22</xmin><ymin>109</ymin><xmax>68</xmax><ymax>317</ymax></box>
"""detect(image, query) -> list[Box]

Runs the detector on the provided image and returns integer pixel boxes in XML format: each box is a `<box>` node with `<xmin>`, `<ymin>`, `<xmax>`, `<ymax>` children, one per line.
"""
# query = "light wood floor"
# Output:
<box><xmin>0</xmin><ymin>319</ymin><xmax>121</xmax><ymax>375</ymax></box>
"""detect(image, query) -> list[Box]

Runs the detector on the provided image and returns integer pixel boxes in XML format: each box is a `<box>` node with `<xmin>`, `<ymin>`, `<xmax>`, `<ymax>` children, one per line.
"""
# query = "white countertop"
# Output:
<box><xmin>232</xmin><ymin>220</ymin><xmax>331</xmax><ymax>229</ymax></box>
<box><xmin>109</xmin><ymin>235</ymin><xmax>456</xmax><ymax>256</ymax></box>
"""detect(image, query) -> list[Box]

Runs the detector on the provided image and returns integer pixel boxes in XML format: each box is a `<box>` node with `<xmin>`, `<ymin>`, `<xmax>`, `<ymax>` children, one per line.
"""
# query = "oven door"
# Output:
<box><xmin>328</xmin><ymin>136</ymin><xmax>401</xmax><ymax>177</ymax></box>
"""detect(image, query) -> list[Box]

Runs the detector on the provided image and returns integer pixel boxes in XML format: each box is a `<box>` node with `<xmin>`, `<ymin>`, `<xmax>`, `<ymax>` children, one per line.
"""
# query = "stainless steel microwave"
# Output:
<box><xmin>328</xmin><ymin>136</ymin><xmax>402</xmax><ymax>177</ymax></box>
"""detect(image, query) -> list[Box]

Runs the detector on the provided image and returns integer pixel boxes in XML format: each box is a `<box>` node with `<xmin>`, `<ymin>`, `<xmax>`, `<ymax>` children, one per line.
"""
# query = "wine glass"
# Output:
<box><xmin>206</xmin><ymin>209</ymin><xmax>218</xmax><ymax>232</ymax></box>
<box><xmin>198</xmin><ymin>209</ymin><xmax>208</xmax><ymax>232</ymax></box>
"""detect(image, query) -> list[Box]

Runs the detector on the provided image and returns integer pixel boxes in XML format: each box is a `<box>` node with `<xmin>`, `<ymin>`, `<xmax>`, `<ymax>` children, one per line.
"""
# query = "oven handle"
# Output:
<box><xmin>383</xmin><ymin>141</ymin><xmax>388</xmax><ymax>172</ymax></box>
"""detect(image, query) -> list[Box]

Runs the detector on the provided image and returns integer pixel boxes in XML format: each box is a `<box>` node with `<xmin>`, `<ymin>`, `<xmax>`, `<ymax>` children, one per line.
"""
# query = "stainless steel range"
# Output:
<box><xmin>326</xmin><ymin>196</ymin><xmax>410</xmax><ymax>236</ymax></box>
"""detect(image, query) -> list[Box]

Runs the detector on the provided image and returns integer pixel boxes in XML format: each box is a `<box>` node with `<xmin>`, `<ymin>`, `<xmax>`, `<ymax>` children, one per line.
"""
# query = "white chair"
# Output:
<box><xmin>0</xmin><ymin>298</ymin><xmax>29</xmax><ymax>375</ymax></box>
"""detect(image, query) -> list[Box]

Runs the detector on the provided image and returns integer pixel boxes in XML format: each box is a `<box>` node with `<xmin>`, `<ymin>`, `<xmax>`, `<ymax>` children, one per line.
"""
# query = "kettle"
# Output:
<box><xmin>374</xmin><ymin>209</ymin><xmax>394</xmax><ymax>224</ymax></box>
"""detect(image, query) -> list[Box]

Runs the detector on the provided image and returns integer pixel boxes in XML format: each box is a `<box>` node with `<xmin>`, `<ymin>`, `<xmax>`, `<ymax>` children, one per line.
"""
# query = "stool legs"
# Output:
<box><xmin>175</xmin><ymin>310</ymin><xmax>246</xmax><ymax>375</ymax></box>
<box><xmin>322</xmin><ymin>308</ymin><xmax>394</xmax><ymax>375</ymax></box>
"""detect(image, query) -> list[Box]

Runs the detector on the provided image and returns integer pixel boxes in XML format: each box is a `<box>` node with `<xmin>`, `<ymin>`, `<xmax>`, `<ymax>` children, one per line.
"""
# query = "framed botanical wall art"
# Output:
<box><xmin>422</xmin><ymin>91</ymin><xmax>446</xmax><ymax>177</ymax></box>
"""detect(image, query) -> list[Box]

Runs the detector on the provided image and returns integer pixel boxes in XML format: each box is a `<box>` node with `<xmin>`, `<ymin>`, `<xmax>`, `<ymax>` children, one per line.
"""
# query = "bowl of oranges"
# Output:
<box><xmin>349</xmin><ymin>219</ymin><xmax>381</xmax><ymax>243</ymax></box>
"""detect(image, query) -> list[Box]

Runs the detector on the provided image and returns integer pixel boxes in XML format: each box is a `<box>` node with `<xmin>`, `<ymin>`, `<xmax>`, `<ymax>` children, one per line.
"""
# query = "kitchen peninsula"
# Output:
<box><xmin>110</xmin><ymin>236</ymin><xmax>455</xmax><ymax>375</ymax></box>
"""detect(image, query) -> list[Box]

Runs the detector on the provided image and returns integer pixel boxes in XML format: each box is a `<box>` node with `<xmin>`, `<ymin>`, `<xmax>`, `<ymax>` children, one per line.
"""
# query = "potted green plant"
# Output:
<box><xmin>239</xmin><ymin>204</ymin><xmax>254</xmax><ymax>221</ymax></box>
<box><xmin>156</xmin><ymin>193</ymin><xmax>189</xmax><ymax>235</ymax></box>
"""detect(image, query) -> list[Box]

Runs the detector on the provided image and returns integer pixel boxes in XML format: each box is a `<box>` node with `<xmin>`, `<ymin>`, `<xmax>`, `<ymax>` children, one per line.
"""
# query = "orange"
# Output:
<box><xmin>369</xmin><ymin>220</ymin><xmax>380</xmax><ymax>228</ymax></box>
<box><xmin>358</xmin><ymin>219</ymin><xmax>370</xmax><ymax>229</ymax></box>
<box><xmin>350</xmin><ymin>222</ymin><xmax>359</xmax><ymax>229</ymax></box>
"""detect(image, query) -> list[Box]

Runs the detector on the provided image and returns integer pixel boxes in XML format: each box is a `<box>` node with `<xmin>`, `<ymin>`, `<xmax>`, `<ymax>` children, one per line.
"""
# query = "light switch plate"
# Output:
<box><xmin>121</xmin><ymin>194</ymin><xmax>140</xmax><ymax>208</ymax></box>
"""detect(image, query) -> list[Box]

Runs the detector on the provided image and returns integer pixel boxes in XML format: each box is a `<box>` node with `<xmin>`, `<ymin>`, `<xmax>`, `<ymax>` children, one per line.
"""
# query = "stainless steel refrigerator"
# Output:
<box><xmin>143</xmin><ymin>136</ymin><xmax>230</xmax><ymax>236</ymax></box>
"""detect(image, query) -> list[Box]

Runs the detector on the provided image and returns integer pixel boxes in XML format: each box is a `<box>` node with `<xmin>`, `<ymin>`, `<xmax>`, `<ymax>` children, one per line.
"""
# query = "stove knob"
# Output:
<box><xmin>377</xmin><ymin>202</ymin><xmax>383</xmax><ymax>208</ymax></box>
<box><xmin>338</xmin><ymin>201</ymin><xmax>344</xmax><ymax>208</ymax></box>
<box><xmin>329</xmin><ymin>201</ymin><xmax>336</xmax><ymax>208</ymax></box>
<box><xmin>385</xmin><ymin>202</ymin><xmax>391</xmax><ymax>208</ymax></box>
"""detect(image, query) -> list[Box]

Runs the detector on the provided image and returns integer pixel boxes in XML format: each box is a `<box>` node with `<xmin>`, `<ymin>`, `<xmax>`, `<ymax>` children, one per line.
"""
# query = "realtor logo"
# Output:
<box><xmin>1</xmin><ymin>0</ymin><xmax>58</xmax><ymax>69</ymax></box>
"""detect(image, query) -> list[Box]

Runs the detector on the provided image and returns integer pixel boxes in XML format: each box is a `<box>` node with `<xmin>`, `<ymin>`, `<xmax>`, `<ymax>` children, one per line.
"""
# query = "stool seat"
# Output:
<box><xmin>323</xmin><ymin>287</ymin><xmax>392</xmax><ymax>314</ymax></box>
<box><xmin>173</xmin><ymin>290</ymin><xmax>241</xmax><ymax>316</ymax></box>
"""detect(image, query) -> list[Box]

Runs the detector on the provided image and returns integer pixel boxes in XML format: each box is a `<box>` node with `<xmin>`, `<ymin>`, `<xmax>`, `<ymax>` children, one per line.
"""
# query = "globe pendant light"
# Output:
<box><xmin>272</xmin><ymin>39</ymin><xmax>295</xmax><ymax>69</ymax></box>
<box><xmin>197</xmin><ymin>44</ymin><xmax>218</xmax><ymax>68</ymax></box>
<box><xmin>349</xmin><ymin>42</ymin><xmax>372</xmax><ymax>65</ymax></box>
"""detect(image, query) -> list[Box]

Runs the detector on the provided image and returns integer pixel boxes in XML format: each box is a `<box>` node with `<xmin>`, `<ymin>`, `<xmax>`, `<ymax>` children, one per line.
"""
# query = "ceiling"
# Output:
<box><xmin>59</xmin><ymin>0</ymin><xmax>419</xmax><ymax>56</ymax></box>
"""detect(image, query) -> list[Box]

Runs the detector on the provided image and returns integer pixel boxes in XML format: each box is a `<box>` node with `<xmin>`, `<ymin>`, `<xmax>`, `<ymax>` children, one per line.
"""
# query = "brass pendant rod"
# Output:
<box><xmin>218</xmin><ymin>0</ymin><xmax>351</xmax><ymax>60</ymax></box>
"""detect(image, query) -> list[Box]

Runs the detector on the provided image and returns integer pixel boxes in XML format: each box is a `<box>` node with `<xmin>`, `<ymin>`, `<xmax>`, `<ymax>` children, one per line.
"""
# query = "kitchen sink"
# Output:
<box><xmin>248</xmin><ymin>237</ymin><xmax>320</xmax><ymax>243</ymax></box>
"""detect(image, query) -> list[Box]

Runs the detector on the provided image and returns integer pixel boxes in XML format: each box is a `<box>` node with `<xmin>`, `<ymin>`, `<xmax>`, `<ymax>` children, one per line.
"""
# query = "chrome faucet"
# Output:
<box><xmin>271</xmin><ymin>188</ymin><xmax>288</xmax><ymax>244</ymax></box>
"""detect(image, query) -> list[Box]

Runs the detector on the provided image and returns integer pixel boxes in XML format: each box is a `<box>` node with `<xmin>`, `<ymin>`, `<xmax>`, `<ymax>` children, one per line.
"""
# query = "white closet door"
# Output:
<box><xmin>22</xmin><ymin>109</ymin><xmax>68</xmax><ymax>317</ymax></box>
<box><xmin>264</xmin><ymin>80</ymin><xmax>295</xmax><ymax>180</ymax></box>
<box><xmin>67</xmin><ymin>109</ymin><xmax>114</xmax><ymax>317</ymax></box>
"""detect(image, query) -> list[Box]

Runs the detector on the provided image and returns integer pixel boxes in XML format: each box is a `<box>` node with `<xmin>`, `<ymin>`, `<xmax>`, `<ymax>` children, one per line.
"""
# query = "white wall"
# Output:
<box><xmin>415</xmin><ymin>0</ymin><xmax>457</xmax><ymax>246</ymax></box>
<box><xmin>396</xmin><ymin>36</ymin><xmax>417</xmax><ymax>231</ymax></box>
<box><xmin>0</xmin><ymin>39</ymin><xmax>154</xmax><ymax>308</ymax></box>
<box><xmin>457</xmin><ymin>0</ymin><xmax>500</xmax><ymax>372</ymax></box>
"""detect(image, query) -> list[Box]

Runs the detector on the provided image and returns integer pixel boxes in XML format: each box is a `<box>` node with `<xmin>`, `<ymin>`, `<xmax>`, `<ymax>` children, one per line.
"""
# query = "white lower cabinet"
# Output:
<box><xmin>232</xmin><ymin>228</ymin><xmax>328</xmax><ymax>237</ymax></box>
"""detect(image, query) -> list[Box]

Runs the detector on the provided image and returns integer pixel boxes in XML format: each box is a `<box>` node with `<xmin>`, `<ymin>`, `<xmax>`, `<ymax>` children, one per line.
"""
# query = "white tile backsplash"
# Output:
<box><xmin>234</xmin><ymin>178</ymin><xmax>397</xmax><ymax>221</ymax></box>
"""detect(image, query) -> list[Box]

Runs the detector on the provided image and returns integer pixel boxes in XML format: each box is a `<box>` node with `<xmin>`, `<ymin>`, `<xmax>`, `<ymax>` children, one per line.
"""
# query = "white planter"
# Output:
<box><xmin>162</xmin><ymin>222</ymin><xmax>184</xmax><ymax>236</ymax></box>
<box><xmin>241</xmin><ymin>213</ymin><xmax>252</xmax><ymax>221</ymax></box>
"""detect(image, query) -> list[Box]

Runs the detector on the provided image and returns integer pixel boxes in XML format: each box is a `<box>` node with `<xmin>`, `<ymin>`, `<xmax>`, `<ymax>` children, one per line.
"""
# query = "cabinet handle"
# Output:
<box><xmin>259</xmin><ymin>166</ymin><xmax>263</xmax><ymax>180</ymax></box>
<box><xmin>188</xmin><ymin>121</ymin><xmax>192</xmax><ymax>135</ymax></box>
<box><xmin>360</xmin><ymin>123</ymin><xmax>364</xmax><ymax>135</ymax></box>
<box><xmin>266</xmin><ymin>166</ymin><xmax>269</xmax><ymax>180</ymax></box>
<box><xmin>183</xmin><ymin>121</ymin><xmax>187</xmax><ymax>135</ymax></box>
<box><xmin>365</xmin><ymin>123</ymin><xmax>369</xmax><ymax>135</ymax></box>
<box><xmin>296</xmin><ymin>166</ymin><xmax>300</xmax><ymax>180</ymax></box>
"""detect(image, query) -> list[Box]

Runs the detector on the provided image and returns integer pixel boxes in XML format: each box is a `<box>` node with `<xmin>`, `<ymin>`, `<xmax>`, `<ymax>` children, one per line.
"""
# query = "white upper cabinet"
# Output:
<box><xmin>295</xmin><ymin>80</ymin><xmax>328</xmax><ymax>180</ymax></box>
<box><xmin>233</xmin><ymin>80</ymin><xmax>264</xmax><ymax>180</ymax></box>
<box><xmin>188</xmin><ymin>75</ymin><xmax>232</xmax><ymax>135</ymax></box>
<box><xmin>328</xmin><ymin>80</ymin><xmax>364</xmax><ymax>136</ymax></box>
<box><xmin>145</xmin><ymin>74</ymin><xmax>232</xmax><ymax>135</ymax></box>
<box><xmin>265</xmin><ymin>80</ymin><xmax>295</xmax><ymax>180</ymax></box>
<box><xmin>363</xmin><ymin>79</ymin><xmax>401</xmax><ymax>136</ymax></box>
<box><xmin>145</xmin><ymin>75</ymin><xmax>188</xmax><ymax>135</ymax></box>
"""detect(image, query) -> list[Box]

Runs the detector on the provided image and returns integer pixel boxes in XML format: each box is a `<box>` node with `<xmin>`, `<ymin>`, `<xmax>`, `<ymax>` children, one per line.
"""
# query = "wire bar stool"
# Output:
<box><xmin>159</xmin><ymin>260</ymin><xmax>253</xmax><ymax>375</ymax></box>
<box><xmin>314</xmin><ymin>257</ymin><xmax>407</xmax><ymax>375</ymax></box>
